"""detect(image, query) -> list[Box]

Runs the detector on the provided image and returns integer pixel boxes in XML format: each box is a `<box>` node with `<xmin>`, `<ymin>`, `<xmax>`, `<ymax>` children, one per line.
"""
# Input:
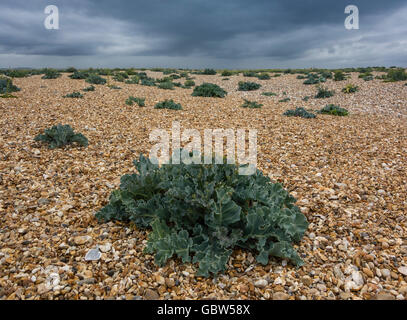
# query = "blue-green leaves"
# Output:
<box><xmin>96</xmin><ymin>152</ymin><xmax>308</xmax><ymax>277</ymax></box>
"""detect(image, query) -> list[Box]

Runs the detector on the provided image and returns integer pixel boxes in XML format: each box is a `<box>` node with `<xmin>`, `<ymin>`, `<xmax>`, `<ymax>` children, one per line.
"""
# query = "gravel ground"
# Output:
<box><xmin>0</xmin><ymin>71</ymin><xmax>407</xmax><ymax>300</ymax></box>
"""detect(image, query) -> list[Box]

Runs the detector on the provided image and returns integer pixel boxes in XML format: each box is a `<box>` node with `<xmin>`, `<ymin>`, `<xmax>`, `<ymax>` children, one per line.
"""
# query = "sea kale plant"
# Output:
<box><xmin>342</xmin><ymin>84</ymin><xmax>359</xmax><ymax>94</ymax></box>
<box><xmin>154</xmin><ymin>99</ymin><xmax>182</xmax><ymax>110</ymax></box>
<box><xmin>86</xmin><ymin>74</ymin><xmax>107</xmax><ymax>85</ymax></box>
<box><xmin>34</xmin><ymin>124</ymin><xmax>88</xmax><ymax>149</ymax></box>
<box><xmin>319</xmin><ymin>104</ymin><xmax>349</xmax><ymax>116</ymax></box>
<box><xmin>241</xmin><ymin>99</ymin><xmax>263</xmax><ymax>108</ymax></box>
<box><xmin>283</xmin><ymin>107</ymin><xmax>316</xmax><ymax>119</ymax></box>
<box><xmin>192</xmin><ymin>83</ymin><xmax>227</xmax><ymax>98</ymax></box>
<box><xmin>64</xmin><ymin>91</ymin><xmax>84</xmax><ymax>98</ymax></box>
<box><xmin>126</xmin><ymin>96</ymin><xmax>146</xmax><ymax>107</ymax></box>
<box><xmin>0</xmin><ymin>76</ymin><xmax>20</xmax><ymax>94</ymax></box>
<box><xmin>238</xmin><ymin>81</ymin><xmax>262</xmax><ymax>91</ymax></box>
<box><xmin>95</xmin><ymin>153</ymin><xmax>308</xmax><ymax>277</ymax></box>
<box><xmin>315</xmin><ymin>86</ymin><xmax>335</xmax><ymax>98</ymax></box>
<box><xmin>41</xmin><ymin>69</ymin><xmax>61</xmax><ymax>79</ymax></box>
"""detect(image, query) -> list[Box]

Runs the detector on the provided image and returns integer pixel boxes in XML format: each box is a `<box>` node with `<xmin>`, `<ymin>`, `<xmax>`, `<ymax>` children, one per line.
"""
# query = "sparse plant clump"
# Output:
<box><xmin>342</xmin><ymin>84</ymin><xmax>359</xmax><ymax>93</ymax></box>
<box><xmin>86</xmin><ymin>74</ymin><xmax>107</xmax><ymax>85</ymax></box>
<box><xmin>108</xmin><ymin>85</ymin><xmax>121</xmax><ymax>89</ymax></box>
<box><xmin>83</xmin><ymin>85</ymin><xmax>95</xmax><ymax>92</ymax></box>
<box><xmin>238</xmin><ymin>81</ymin><xmax>261</xmax><ymax>91</ymax></box>
<box><xmin>262</xmin><ymin>92</ymin><xmax>277</xmax><ymax>96</ymax></box>
<box><xmin>241</xmin><ymin>99</ymin><xmax>263</xmax><ymax>108</ymax></box>
<box><xmin>303</xmin><ymin>73</ymin><xmax>325</xmax><ymax>85</ymax></box>
<box><xmin>0</xmin><ymin>76</ymin><xmax>20</xmax><ymax>94</ymax></box>
<box><xmin>41</xmin><ymin>69</ymin><xmax>61</xmax><ymax>79</ymax></box>
<box><xmin>302</xmin><ymin>96</ymin><xmax>310</xmax><ymax>101</ymax></box>
<box><xmin>154</xmin><ymin>99</ymin><xmax>182</xmax><ymax>110</ymax></box>
<box><xmin>319</xmin><ymin>104</ymin><xmax>349</xmax><ymax>116</ymax></box>
<box><xmin>158</xmin><ymin>81</ymin><xmax>175</xmax><ymax>90</ymax></box>
<box><xmin>125</xmin><ymin>76</ymin><xmax>140</xmax><ymax>84</ymax></box>
<box><xmin>184</xmin><ymin>80</ymin><xmax>195</xmax><ymax>87</ymax></box>
<box><xmin>70</xmin><ymin>71</ymin><xmax>90</xmax><ymax>79</ymax></box>
<box><xmin>257</xmin><ymin>73</ymin><xmax>271</xmax><ymax>80</ymax></box>
<box><xmin>34</xmin><ymin>124</ymin><xmax>88</xmax><ymax>149</ymax></box>
<box><xmin>279</xmin><ymin>98</ymin><xmax>291</xmax><ymax>103</ymax></box>
<box><xmin>284</xmin><ymin>107</ymin><xmax>316</xmax><ymax>119</ymax></box>
<box><xmin>95</xmin><ymin>153</ymin><xmax>308</xmax><ymax>277</ymax></box>
<box><xmin>359</xmin><ymin>72</ymin><xmax>373</xmax><ymax>81</ymax></box>
<box><xmin>192</xmin><ymin>83</ymin><xmax>227</xmax><ymax>98</ymax></box>
<box><xmin>221</xmin><ymin>70</ymin><xmax>233</xmax><ymax>76</ymax></box>
<box><xmin>333</xmin><ymin>71</ymin><xmax>346</xmax><ymax>81</ymax></box>
<box><xmin>141</xmin><ymin>78</ymin><xmax>156</xmax><ymax>86</ymax></box>
<box><xmin>113</xmin><ymin>72</ymin><xmax>129</xmax><ymax>82</ymax></box>
<box><xmin>243</xmin><ymin>71</ymin><xmax>258</xmax><ymax>77</ymax></box>
<box><xmin>202</xmin><ymin>69</ymin><xmax>217</xmax><ymax>75</ymax></box>
<box><xmin>126</xmin><ymin>96</ymin><xmax>145</xmax><ymax>107</ymax></box>
<box><xmin>385</xmin><ymin>68</ymin><xmax>407</xmax><ymax>82</ymax></box>
<box><xmin>315</xmin><ymin>86</ymin><xmax>335</xmax><ymax>98</ymax></box>
<box><xmin>64</xmin><ymin>91</ymin><xmax>84</xmax><ymax>98</ymax></box>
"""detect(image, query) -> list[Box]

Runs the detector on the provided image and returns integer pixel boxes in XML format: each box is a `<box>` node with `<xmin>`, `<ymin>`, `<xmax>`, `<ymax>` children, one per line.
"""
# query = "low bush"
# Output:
<box><xmin>284</xmin><ymin>107</ymin><xmax>316</xmax><ymax>119</ymax></box>
<box><xmin>319</xmin><ymin>104</ymin><xmax>349</xmax><ymax>116</ymax></box>
<box><xmin>333</xmin><ymin>71</ymin><xmax>346</xmax><ymax>81</ymax></box>
<box><xmin>125</xmin><ymin>76</ymin><xmax>140</xmax><ymax>84</ymax></box>
<box><xmin>141</xmin><ymin>78</ymin><xmax>156</xmax><ymax>86</ymax></box>
<box><xmin>192</xmin><ymin>83</ymin><xmax>227</xmax><ymax>98</ymax></box>
<box><xmin>315</xmin><ymin>86</ymin><xmax>335</xmax><ymax>98</ymax></box>
<box><xmin>86</xmin><ymin>74</ymin><xmax>107</xmax><ymax>85</ymax></box>
<box><xmin>184</xmin><ymin>80</ymin><xmax>195</xmax><ymax>87</ymax></box>
<box><xmin>158</xmin><ymin>81</ymin><xmax>175</xmax><ymax>90</ymax></box>
<box><xmin>241</xmin><ymin>99</ymin><xmax>263</xmax><ymax>108</ymax></box>
<box><xmin>95</xmin><ymin>153</ymin><xmax>308</xmax><ymax>277</ymax></box>
<box><xmin>279</xmin><ymin>98</ymin><xmax>291</xmax><ymax>103</ymax></box>
<box><xmin>41</xmin><ymin>69</ymin><xmax>61</xmax><ymax>79</ymax></box>
<box><xmin>385</xmin><ymin>68</ymin><xmax>407</xmax><ymax>82</ymax></box>
<box><xmin>70</xmin><ymin>71</ymin><xmax>90</xmax><ymax>79</ymax></box>
<box><xmin>257</xmin><ymin>73</ymin><xmax>271</xmax><ymax>80</ymax></box>
<box><xmin>154</xmin><ymin>99</ymin><xmax>182</xmax><ymax>110</ymax></box>
<box><xmin>83</xmin><ymin>85</ymin><xmax>95</xmax><ymax>92</ymax></box>
<box><xmin>221</xmin><ymin>70</ymin><xmax>233</xmax><ymax>76</ymax></box>
<box><xmin>342</xmin><ymin>84</ymin><xmax>359</xmax><ymax>93</ymax></box>
<box><xmin>64</xmin><ymin>91</ymin><xmax>84</xmax><ymax>98</ymax></box>
<box><xmin>34</xmin><ymin>124</ymin><xmax>88</xmax><ymax>149</ymax></box>
<box><xmin>202</xmin><ymin>69</ymin><xmax>217</xmax><ymax>75</ymax></box>
<box><xmin>238</xmin><ymin>81</ymin><xmax>261</xmax><ymax>91</ymax></box>
<box><xmin>262</xmin><ymin>92</ymin><xmax>277</xmax><ymax>96</ymax></box>
<box><xmin>0</xmin><ymin>76</ymin><xmax>20</xmax><ymax>94</ymax></box>
<box><xmin>126</xmin><ymin>96</ymin><xmax>145</xmax><ymax>107</ymax></box>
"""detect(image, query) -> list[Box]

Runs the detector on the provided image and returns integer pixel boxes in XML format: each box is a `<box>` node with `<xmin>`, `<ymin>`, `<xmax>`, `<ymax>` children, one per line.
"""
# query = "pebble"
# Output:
<box><xmin>144</xmin><ymin>289</ymin><xmax>160</xmax><ymax>300</ymax></box>
<box><xmin>272</xmin><ymin>292</ymin><xmax>290</xmax><ymax>300</ymax></box>
<box><xmin>374</xmin><ymin>292</ymin><xmax>395</xmax><ymax>300</ymax></box>
<box><xmin>301</xmin><ymin>275</ymin><xmax>313</xmax><ymax>286</ymax></box>
<box><xmin>398</xmin><ymin>266</ymin><xmax>407</xmax><ymax>276</ymax></box>
<box><xmin>254</xmin><ymin>279</ymin><xmax>268</xmax><ymax>288</ymax></box>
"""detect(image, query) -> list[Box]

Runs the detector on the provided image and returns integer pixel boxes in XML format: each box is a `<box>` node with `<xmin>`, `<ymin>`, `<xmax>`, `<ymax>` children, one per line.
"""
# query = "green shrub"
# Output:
<box><xmin>83</xmin><ymin>85</ymin><xmax>95</xmax><ymax>92</ymax></box>
<box><xmin>184</xmin><ymin>80</ymin><xmax>195</xmax><ymax>87</ymax></box>
<box><xmin>34</xmin><ymin>124</ymin><xmax>88</xmax><ymax>149</ymax></box>
<box><xmin>315</xmin><ymin>86</ymin><xmax>334</xmax><ymax>98</ymax></box>
<box><xmin>192</xmin><ymin>83</ymin><xmax>227</xmax><ymax>98</ymax></box>
<box><xmin>262</xmin><ymin>92</ymin><xmax>277</xmax><ymax>96</ymax></box>
<box><xmin>95</xmin><ymin>153</ymin><xmax>308</xmax><ymax>277</ymax></box>
<box><xmin>64</xmin><ymin>91</ymin><xmax>84</xmax><ymax>98</ymax></box>
<box><xmin>86</xmin><ymin>74</ymin><xmax>107</xmax><ymax>85</ymax></box>
<box><xmin>333</xmin><ymin>71</ymin><xmax>346</xmax><ymax>81</ymax></box>
<box><xmin>202</xmin><ymin>69</ymin><xmax>217</xmax><ymax>75</ymax></box>
<box><xmin>302</xmin><ymin>96</ymin><xmax>310</xmax><ymax>101</ymax></box>
<box><xmin>158</xmin><ymin>81</ymin><xmax>175</xmax><ymax>90</ymax></box>
<box><xmin>303</xmin><ymin>73</ymin><xmax>326</xmax><ymax>85</ymax></box>
<box><xmin>70</xmin><ymin>71</ymin><xmax>90</xmax><ymax>79</ymax></box>
<box><xmin>65</xmin><ymin>67</ymin><xmax>77</xmax><ymax>73</ymax></box>
<box><xmin>126</xmin><ymin>96</ymin><xmax>145</xmax><ymax>107</ymax></box>
<box><xmin>238</xmin><ymin>81</ymin><xmax>261</xmax><ymax>91</ymax></box>
<box><xmin>41</xmin><ymin>69</ymin><xmax>61</xmax><ymax>79</ymax></box>
<box><xmin>241</xmin><ymin>99</ymin><xmax>263</xmax><ymax>108</ymax></box>
<box><xmin>257</xmin><ymin>73</ymin><xmax>271</xmax><ymax>80</ymax></box>
<box><xmin>113</xmin><ymin>72</ymin><xmax>129</xmax><ymax>82</ymax></box>
<box><xmin>221</xmin><ymin>70</ymin><xmax>233</xmax><ymax>76</ymax></box>
<box><xmin>284</xmin><ymin>107</ymin><xmax>316</xmax><ymax>119</ymax></box>
<box><xmin>385</xmin><ymin>68</ymin><xmax>407</xmax><ymax>82</ymax></box>
<box><xmin>4</xmin><ymin>69</ymin><xmax>31</xmax><ymax>78</ymax></box>
<box><xmin>125</xmin><ymin>76</ymin><xmax>140</xmax><ymax>84</ymax></box>
<box><xmin>154</xmin><ymin>99</ymin><xmax>182</xmax><ymax>110</ymax></box>
<box><xmin>279</xmin><ymin>98</ymin><xmax>291</xmax><ymax>103</ymax></box>
<box><xmin>342</xmin><ymin>84</ymin><xmax>359</xmax><ymax>93</ymax></box>
<box><xmin>141</xmin><ymin>78</ymin><xmax>156</xmax><ymax>86</ymax></box>
<box><xmin>243</xmin><ymin>71</ymin><xmax>258</xmax><ymax>77</ymax></box>
<box><xmin>0</xmin><ymin>76</ymin><xmax>20</xmax><ymax>94</ymax></box>
<box><xmin>108</xmin><ymin>85</ymin><xmax>121</xmax><ymax>89</ymax></box>
<box><xmin>319</xmin><ymin>104</ymin><xmax>349</xmax><ymax>116</ymax></box>
<box><xmin>273</xmin><ymin>73</ymin><xmax>281</xmax><ymax>77</ymax></box>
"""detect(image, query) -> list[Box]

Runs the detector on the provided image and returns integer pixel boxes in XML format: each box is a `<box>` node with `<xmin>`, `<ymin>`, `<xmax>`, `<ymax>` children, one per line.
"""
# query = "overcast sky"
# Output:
<box><xmin>0</xmin><ymin>0</ymin><xmax>406</xmax><ymax>69</ymax></box>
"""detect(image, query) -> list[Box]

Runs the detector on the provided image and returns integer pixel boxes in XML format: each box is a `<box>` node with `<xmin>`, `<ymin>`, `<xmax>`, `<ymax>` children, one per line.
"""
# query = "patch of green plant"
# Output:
<box><xmin>319</xmin><ymin>104</ymin><xmax>349</xmax><ymax>116</ymax></box>
<box><xmin>126</xmin><ymin>96</ymin><xmax>146</xmax><ymax>107</ymax></box>
<box><xmin>202</xmin><ymin>69</ymin><xmax>217</xmax><ymax>75</ymax></box>
<box><xmin>257</xmin><ymin>73</ymin><xmax>271</xmax><ymax>80</ymax></box>
<box><xmin>64</xmin><ymin>91</ymin><xmax>84</xmax><ymax>98</ymax></box>
<box><xmin>243</xmin><ymin>71</ymin><xmax>258</xmax><ymax>77</ymax></box>
<box><xmin>315</xmin><ymin>86</ymin><xmax>335</xmax><ymax>98</ymax></box>
<box><xmin>262</xmin><ymin>92</ymin><xmax>277</xmax><ymax>96</ymax></box>
<box><xmin>0</xmin><ymin>76</ymin><xmax>20</xmax><ymax>94</ymax></box>
<box><xmin>385</xmin><ymin>68</ymin><xmax>407</xmax><ymax>82</ymax></box>
<box><xmin>113</xmin><ymin>72</ymin><xmax>129</xmax><ymax>82</ymax></box>
<box><xmin>273</xmin><ymin>74</ymin><xmax>281</xmax><ymax>77</ymax></box>
<box><xmin>158</xmin><ymin>81</ymin><xmax>175</xmax><ymax>90</ymax></box>
<box><xmin>302</xmin><ymin>96</ymin><xmax>310</xmax><ymax>101</ymax></box>
<box><xmin>221</xmin><ymin>70</ymin><xmax>233</xmax><ymax>76</ymax></box>
<box><xmin>70</xmin><ymin>71</ymin><xmax>90</xmax><ymax>79</ymax></box>
<box><xmin>41</xmin><ymin>69</ymin><xmax>61</xmax><ymax>79</ymax></box>
<box><xmin>303</xmin><ymin>73</ymin><xmax>325</xmax><ymax>85</ymax></box>
<box><xmin>284</xmin><ymin>107</ymin><xmax>316</xmax><ymax>119</ymax></box>
<box><xmin>95</xmin><ymin>152</ymin><xmax>308</xmax><ymax>277</ymax></box>
<box><xmin>108</xmin><ymin>85</ymin><xmax>121</xmax><ymax>89</ymax></box>
<box><xmin>279</xmin><ymin>98</ymin><xmax>291</xmax><ymax>103</ymax></box>
<box><xmin>155</xmin><ymin>99</ymin><xmax>183</xmax><ymax>110</ymax></box>
<box><xmin>184</xmin><ymin>80</ymin><xmax>195</xmax><ymax>87</ymax></box>
<box><xmin>4</xmin><ymin>69</ymin><xmax>31</xmax><ymax>78</ymax></box>
<box><xmin>125</xmin><ymin>76</ymin><xmax>140</xmax><ymax>84</ymax></box>
<box><xmin>141</xmin><ymin>78</ymin><xmax>156</xmax><ymax>86</ymax></box>
<box><xmin>333</xmin><ymin>71</ymin><xmax>346</xmax><ymax>81</ymax></box>
<box><xmin>241</xmin><ymin>99</ymin><xmax>263</xmax><ymax>108</ymax></box>
<box><xmin>238</xmin><ymin>81</ymin><xmax>261</xmax><ymax>91</ymax></box>
<box><xmin>86</xmin><ymin>74</ymin><xmax>107</xmax><ymax>85</ymax></box>
<box><xmin>83</xmin><ymin>85</ymin><xmax>95</xmax><ymax>92</ymax></box>
<box><xmin>342</xmin><ymin>84</ymin><xmax>359</xmax><ymax>93</ymax></box>
<box><xmin>192</xmin><ymin>83</ymin><xmax>227</xmax><ymax>98</ymax></box>
<box><xmin>34</xmin><ymin>124</ymin><xmax>88</xmax><ymax>149</ymax></box>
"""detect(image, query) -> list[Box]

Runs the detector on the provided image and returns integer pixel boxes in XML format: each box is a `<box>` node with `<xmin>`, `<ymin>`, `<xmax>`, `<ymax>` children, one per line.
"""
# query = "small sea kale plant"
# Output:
<box><xmin>41</xmin><ymin>69</ymin><xmax>61</xmax><ymax>79</ymax></box>
<box><xmin>96</xmin><ymin>153</ymin><xmax>308</xmax><ymax>277</ymax></box>
<box><xmin>192</xmin><ymin>83</ymin><xmax>227</xmax><ymax>98</ymax></box>
<box><xmin>319</xmin><ymin>104</ymin><xmax>349</xmax><ymax>116</ymax></box>
<box><xmin>315</xmin><ymin>86</ymin><xmax>334</xmax><ymax>98</ymax></box>
<box><xmin>0</xmin><ymin>77</ymin><xmax>20</xmax><ymax>94</ymax></box>
<box><xmin>126</xmin><ymin>96</ymin><xmax>145</xmax><ymax>107</ymax></box>
<box><xmin>284</xmin><ymin>107</ymin><xmax>316</xmax><ymax>119</ymax></box>
<box><xmin>238</xmin><ymin>81</ymin><xmax>262</xmax><ymax>91</ymax></box>
<box><xmin>154</xmin><ymin>99</ymin><xmax>182</xmax><ymax>110</ymax></box>
<box><xmin>34</xmin><ymin>124</ymin><xmax>88</xmax><ymax>149</ymax></box>
<box><xmin>342</xmin><ymin>84</ymin><xmax>359</xmax><ymax>94</ymax></box>
<box><xmin>86</xmin><ymin>74</ymin><xmax>107</xmax><ymax>85</ymax></box>
<box><xmin>64</xmin><ymin>91</ymin><xmax>83</xmax><ymax>98</ymax></box>
<box><xmin>241</xmin><ymin>99</ymin><xmax>263</xmax><ymax>108</ymax></box>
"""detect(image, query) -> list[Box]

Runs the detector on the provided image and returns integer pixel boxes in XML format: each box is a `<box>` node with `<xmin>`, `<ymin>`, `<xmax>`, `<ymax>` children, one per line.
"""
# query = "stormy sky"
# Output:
<box><xmin>0</xmin><ymin>0</ymin><xmax>406</xmax><ymax>69</ymax></box>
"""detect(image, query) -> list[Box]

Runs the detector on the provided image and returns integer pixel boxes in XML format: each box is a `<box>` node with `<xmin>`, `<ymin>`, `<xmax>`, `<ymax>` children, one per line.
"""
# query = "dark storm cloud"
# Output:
<box><xmin>0</xmin><ymin>0</ymin><xmax>406</xmax><ymax>67</ymax></box>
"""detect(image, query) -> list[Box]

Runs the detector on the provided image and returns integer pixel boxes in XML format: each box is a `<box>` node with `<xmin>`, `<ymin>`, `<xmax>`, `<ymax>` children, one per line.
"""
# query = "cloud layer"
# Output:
<box><xmin>0</xmin><ymin>0</ymin><xmax>406</xmax><ymax>68</ymax></box>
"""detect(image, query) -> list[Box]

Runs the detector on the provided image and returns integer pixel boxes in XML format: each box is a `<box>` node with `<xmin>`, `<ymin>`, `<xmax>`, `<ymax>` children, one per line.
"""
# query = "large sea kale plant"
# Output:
<box><xmin>34</xmin><ymin>124</ymin><xmax>88</xmax><ymax>149</ymax></box>
<box><xmin>96</xmin><ymin>153</ymin><xmax>308</xmax><ymax>277</ymax></box>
